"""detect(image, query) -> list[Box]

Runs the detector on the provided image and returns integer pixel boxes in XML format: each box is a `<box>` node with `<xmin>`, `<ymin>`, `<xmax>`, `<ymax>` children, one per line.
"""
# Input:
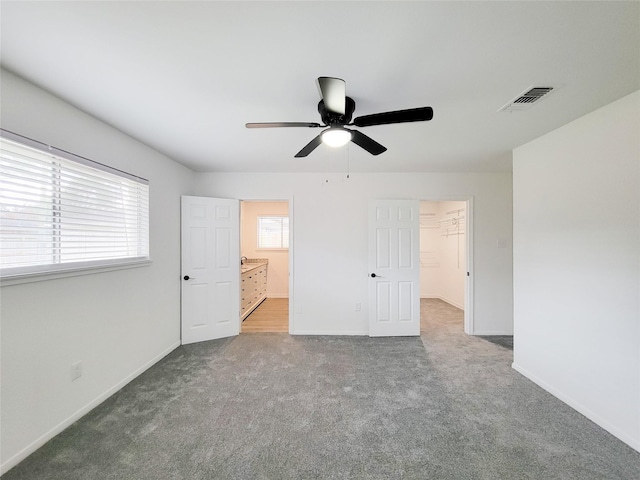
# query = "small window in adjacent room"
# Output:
<box><xmin>257</xmin><ymin>216</ymin><xmax>289</xmax><ymax>249</ymax></box>
<box><xmin>0</xmin><ymin>129</ymin><xmax>150</xmax><ymax>279</ymax></box>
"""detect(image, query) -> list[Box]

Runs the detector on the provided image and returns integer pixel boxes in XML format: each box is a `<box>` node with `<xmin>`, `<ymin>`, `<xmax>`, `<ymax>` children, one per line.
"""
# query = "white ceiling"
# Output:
<box><xmin>1</xmin><ymin>1</ymin><xmax>638</xmax><ymax>173</ymax></box>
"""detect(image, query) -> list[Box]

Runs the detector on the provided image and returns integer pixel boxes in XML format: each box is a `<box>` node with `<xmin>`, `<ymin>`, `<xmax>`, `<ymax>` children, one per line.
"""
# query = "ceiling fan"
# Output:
<box><xmin>245</xmin><ymin>77</ymin><xmax>434</xmax><ymax>158</ymax></box>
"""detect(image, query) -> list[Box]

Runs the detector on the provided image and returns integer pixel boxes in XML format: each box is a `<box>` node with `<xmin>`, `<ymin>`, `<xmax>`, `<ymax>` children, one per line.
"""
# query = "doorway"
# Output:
<box><xmin>419</xmin><ymin>200</ymin><xmax>472</xmax><ymax>334</ymax></box>
<box><xmin>239</xmin><ymin>200</ymin><xmax>290</xmax><ymax>333</ymax></box>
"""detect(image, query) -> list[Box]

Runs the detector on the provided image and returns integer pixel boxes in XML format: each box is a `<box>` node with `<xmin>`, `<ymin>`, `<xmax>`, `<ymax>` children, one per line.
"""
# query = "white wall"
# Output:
<box><xmin>420</xmin><ymin>201</ymin><xmax>466</xmax><ymax>308</ymax></box>
<box><xmin>438</xmin><ymin>201</ymin><xmax>467</xmax><ymax>308</ymax></box>
<box><xmin>513</xmin><ymin>90</ymin><xmax>640</xmax><ymax>452</ymax></box>
<box><xmin>195</xmin><ymin>171</ymin><xmax>513</xmax><ymax>336</ymax></box>
<box><xmin>240</xmin><ymin>201</ymin><xmax>289</xmax><ymax>297</ymax></box>
<box><xmin>0</xmin><ymin>69</ymin><xmax>195</xmax><ymax>473</ymax></box>
<box><xmin>419</xmin><ymin>201</ymin><xmax>442</xmax><ymax>298</ymax></box>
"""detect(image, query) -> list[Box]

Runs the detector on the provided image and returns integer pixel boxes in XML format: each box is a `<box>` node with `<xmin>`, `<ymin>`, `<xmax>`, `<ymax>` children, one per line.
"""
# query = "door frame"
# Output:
<box><xmin>239</xmin><ymin>196</ymin><xmax>294</xmax><ymax>334</ymax></box>
<box><xmin>419</xmin><ymin>196</ymin><xmax>474</xmax><ymax>335</ymax></box>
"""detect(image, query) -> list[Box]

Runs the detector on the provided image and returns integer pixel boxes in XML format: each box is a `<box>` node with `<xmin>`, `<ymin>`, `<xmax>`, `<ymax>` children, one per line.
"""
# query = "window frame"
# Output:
<box><xmin>0</xmin><ymin>129</ymin><xmax>150</xmax><ymax>285</ymax></box>
<box><xmin>256</xmin><ymin>215</ymin><xmax>289</xmax><ymax>250</ymax></box>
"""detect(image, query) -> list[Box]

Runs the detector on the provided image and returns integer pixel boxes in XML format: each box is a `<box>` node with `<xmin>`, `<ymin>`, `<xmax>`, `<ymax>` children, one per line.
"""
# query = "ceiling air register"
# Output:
<box><xmin>499</xmin><ymin>86</ymin><xmax>555</xmax><ymax>112</ymax></box>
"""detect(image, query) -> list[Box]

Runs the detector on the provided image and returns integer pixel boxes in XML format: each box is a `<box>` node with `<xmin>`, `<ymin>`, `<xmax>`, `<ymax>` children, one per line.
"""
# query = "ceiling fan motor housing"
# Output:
<box><xmin>318</xmin><ymin>96</ymin><xmax>356</xmax><ymax>126</ymax></box>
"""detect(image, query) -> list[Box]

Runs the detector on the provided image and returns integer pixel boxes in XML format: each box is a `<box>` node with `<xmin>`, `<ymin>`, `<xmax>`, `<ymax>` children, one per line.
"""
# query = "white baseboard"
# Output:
<box><xmin>420</xmin><ymin>294</ymin><xmax>464</xmax><ymax>310</ymax></box>
<box><xmin>473</xmin><ymin>330</ymin><xmax>514</xmax><ymax>336</ymax></box>
<box><xmin>512</xmin><ymin>362</ymin><xmax>640</xmax><ymax>453</ymax></box>
<box><xmin>1</xmin><ymin>341</ymin><xmax>181</xmax><ymax>475</ymax></box>
<box><xmin>291</xmin><ymin>330</ymin><xmax>368</xmax><ymax>336</ymax></box>
<box><xmin>440</xmin><ymin>295</ymin><xmax>464</xmax><ymax>310</ymax></box>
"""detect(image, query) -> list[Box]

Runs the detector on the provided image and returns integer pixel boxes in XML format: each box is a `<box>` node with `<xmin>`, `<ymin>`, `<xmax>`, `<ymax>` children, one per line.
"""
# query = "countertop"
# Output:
<box><xmin>241</xmin><ymin>261</ymin><xmax>267</xmax><ymax>274</ymax></box>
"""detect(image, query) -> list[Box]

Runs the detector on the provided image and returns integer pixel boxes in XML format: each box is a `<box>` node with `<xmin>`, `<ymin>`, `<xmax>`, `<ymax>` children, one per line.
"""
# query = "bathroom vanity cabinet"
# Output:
<box><xmin>241</xmin><ymin>261</ymin><xmax>268</xmax><ymax>320</ymax></box>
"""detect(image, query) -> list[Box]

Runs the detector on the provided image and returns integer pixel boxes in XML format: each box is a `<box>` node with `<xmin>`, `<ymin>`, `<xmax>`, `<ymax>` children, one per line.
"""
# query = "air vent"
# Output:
<box><xmin>499</xmin><ymin>86</ymin><xmax>555</xmax><ymax>112</ymax></box>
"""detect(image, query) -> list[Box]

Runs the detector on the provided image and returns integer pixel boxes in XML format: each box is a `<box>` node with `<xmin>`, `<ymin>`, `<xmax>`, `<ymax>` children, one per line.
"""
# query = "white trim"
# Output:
<box><xmin>464</xmin><ymin>197</ymin><xmax>474</xmax><ymax>335</ymax></box>
<box><xmin>512</xmin><ymin>362</ymin><xmax>640</xmax><ymax>453</ymax></box>
<box><xmin>288</xmin><ymin>197</ymin><xmax>295</xmax><ymax>334</ymax></box>
<box><xmin>474</xmin><ymin>330</ymin><xmax>513</xmax><ymax>336</ymax></box>
<box><xmin>0</xmin><ymin>341</ymin><xmax>180</xmax><ymax>476</ymax></box>
<box><xmin>0</xmin><ymin>259</ymin><xmax>152</xmax><ymax>287</ymax></box>
<box><xmin>291</xmin><ymin>329</ymin><xmax>368</xmax><ymax>336</ymax></box>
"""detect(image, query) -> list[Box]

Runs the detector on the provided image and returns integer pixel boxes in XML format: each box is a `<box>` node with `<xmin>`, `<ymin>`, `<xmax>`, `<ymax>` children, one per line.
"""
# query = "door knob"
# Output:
<box><xmin>370</xmin><ymin>273</ymin><xmax>380</xmax><ymax>278</ymax></box>
<box><xmin>183</xmin><ymin>275</ymin><xmax>190</xmax><ymax>280</ymax></box>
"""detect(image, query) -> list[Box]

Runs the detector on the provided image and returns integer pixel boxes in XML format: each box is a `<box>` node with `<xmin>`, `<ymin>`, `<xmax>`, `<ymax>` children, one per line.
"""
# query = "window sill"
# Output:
<box><xmin>0</xmin><ymin>260</ymin><xmax>152</xmax><ymax>287</ymax></box>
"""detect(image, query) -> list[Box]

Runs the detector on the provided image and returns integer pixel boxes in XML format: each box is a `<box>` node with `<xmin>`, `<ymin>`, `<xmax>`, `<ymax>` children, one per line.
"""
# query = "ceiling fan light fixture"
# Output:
<box><xmin>321</xmin><ymin>128</ymin><xmax>352</xmax><ymax>148</ymax></box>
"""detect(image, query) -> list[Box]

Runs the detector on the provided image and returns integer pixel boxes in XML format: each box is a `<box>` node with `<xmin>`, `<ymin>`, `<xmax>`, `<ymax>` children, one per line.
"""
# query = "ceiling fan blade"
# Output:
<box><xmin>317</xmin><ymin>77</ymin><xmax>346</xmax><ymax>115</ymax></box>
<box><xmin>353</xmin><ymin>107</ymin><xmax>433</xmax><ymax>127</ymax></box>
<box><xmin>350</xmin><ymin>130</ymin><xmax>387</xmax><ymax>156</ymax></box>
<box><xmin>246</xmin><ymin>122</ymin><xmax>321</xmax><ymax>128</ymax></box>
<box><xmin>294</xmin><ymin>134</ymin><xmax>323</xmax><ymax>158</ymax></box>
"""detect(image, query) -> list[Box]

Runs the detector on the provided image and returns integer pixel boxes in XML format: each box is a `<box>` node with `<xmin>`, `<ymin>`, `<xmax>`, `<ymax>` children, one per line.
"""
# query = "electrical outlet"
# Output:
<box><xmin>355</xmin><ymin>303</ymin><xmax>361</xmax><ymax>311</ymax></box>
<box><xmin>71</xmin><ymin>361</ymin><xmax>82</xmax><ymax>381</ymax></box>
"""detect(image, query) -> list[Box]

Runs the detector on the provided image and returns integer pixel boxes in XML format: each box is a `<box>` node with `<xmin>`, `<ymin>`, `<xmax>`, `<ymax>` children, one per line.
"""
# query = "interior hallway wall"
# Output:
<box><xmin>513</xmin><ymin>90</ymin><xmax>640</xmax><ymax>452</ymax></box>
<box><xmin>195</xmin><ymin>171</ymin><xmax>513</xmax><ymax>336</ymax></box>
<box><xmin>0</xmin><ymin>69</ymin><xmax>195</xmax><ymax>473</ymax></box>
<box><xmin>240</xmin><ymin>201</ymin><xmax>289</xmax><ymax>298</ymax></box>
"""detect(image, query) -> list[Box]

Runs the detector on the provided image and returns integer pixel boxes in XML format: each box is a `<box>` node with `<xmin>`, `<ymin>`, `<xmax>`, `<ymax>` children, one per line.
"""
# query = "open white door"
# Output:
<box><xmin>368</xmin><ymin>199</ymin><xmax>420</xmax><ymax>337</ymax></box>
<box><xmin>181</xmin><ymin>196</ymin><xmax>240</xmax><ymax>345</ymax></box>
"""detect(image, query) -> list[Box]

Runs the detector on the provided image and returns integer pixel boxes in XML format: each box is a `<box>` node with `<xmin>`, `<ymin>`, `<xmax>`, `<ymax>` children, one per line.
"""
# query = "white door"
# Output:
<box><xmin>368</xmin><ymin>199</ymin><xmax>420</xmax><ymax>337</ymax></box>
<box><xmin>181</xmin><ymin>196</ymin><xmax>240</xmax><ymax>344</ymax></box>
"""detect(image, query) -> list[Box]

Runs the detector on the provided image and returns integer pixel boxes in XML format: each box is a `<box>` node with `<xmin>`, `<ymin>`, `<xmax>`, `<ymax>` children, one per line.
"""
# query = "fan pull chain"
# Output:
<box><xmin>346</xmin><ymin>142</ymin><xmax>350</xmax><ymax>179</ymax></box>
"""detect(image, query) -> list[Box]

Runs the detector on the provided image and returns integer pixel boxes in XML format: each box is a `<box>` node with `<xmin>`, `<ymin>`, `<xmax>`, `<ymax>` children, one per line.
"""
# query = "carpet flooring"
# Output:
<box><xmin>4</xmin><ymin>299</ymin><xmax>640</xmax><ymax>479</ymax></box>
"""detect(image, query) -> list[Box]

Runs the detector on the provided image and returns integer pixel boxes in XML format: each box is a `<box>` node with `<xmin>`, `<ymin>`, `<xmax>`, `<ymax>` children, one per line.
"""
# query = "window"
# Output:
<box><xmin>0</xmin><ymin>130</ymin><xmax>149</xmax><ymax>278</ymax></box>
<box><xmin>257</xmin><ymin>216</ymin><xmax>289</xmax><ymax>249</ymax></box>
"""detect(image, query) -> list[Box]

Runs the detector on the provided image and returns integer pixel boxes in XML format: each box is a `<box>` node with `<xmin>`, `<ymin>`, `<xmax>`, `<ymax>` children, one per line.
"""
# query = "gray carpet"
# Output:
<box><xmin>478</xmin><ymin>335</ymin><xmax>514</xmax><ymax>350</ymax></box>
<box><xmin>4</xmin><ymin>299</ymin><xmax>640</xmax><ymax>479</ymax></box>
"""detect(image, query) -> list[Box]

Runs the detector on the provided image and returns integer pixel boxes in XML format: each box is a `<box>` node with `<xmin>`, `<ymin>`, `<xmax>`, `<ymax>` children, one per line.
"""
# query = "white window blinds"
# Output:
<box><xmin>257</xmin><ymin>216</ymin><xmax>289</xmax><ymax>249</ymax></box>
<box><xmin>0</xmin><ymin>130</ymin><xmax>149</xmax><ymax>277</ymax></box>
